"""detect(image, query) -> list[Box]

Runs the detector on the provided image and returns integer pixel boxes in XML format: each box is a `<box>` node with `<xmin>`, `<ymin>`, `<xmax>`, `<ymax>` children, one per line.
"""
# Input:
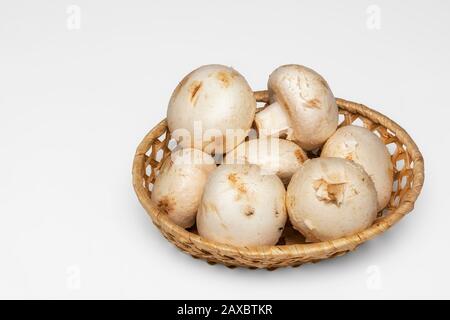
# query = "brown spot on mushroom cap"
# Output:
<box><xmin>306</xmin><ymin>98</ymin><xmax>321</xmax><ymax>108</ymax></box>
<box><xmin>157</xmin><ymin>196</ymin><xmax>175</xmax><ymax>213</ymax></box>
<box><xmin>215</xmin><ymin>71</ymin><xmax>232</xmax><ymax>88</ymax></box>
<box><xmin>244</xmin><ymin>206</ymin><xmax>255</xmax><ymax>216</ymax></box>
<box><xmin>227</xmin><ymin>173</ymin><xmax>247</xmax><ymax>196</ymax></box>
<box><xmin>189</xmin><ymin>80</ymin><xmax>203</xmax><ymax>105</ymax></box>
<box><xmin>170</xmin><ymin>69</ymin><xmax>195</xmax><ymax>100</ymax></box>
<box><xmin>294</xmin><ymin>149</ymin><xmax>308</xmax><ymax>163</ymax></box>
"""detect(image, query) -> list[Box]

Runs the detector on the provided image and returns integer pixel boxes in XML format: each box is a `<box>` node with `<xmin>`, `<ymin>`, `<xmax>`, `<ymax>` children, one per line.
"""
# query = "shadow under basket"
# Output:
<box><xmin>132</xmin><ymin>91</ymin><xmax>425</xmax><ymax>270</ymax></box>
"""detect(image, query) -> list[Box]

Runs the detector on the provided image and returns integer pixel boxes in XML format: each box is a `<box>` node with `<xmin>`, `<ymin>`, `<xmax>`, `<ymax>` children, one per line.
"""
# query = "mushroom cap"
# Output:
<box><xmin>286</xmin><ymin>157</ymin><xmax>378</xmax><ymax>242</ymax></box>
<box><xmin>167</xmin><ymin>64</ymin><xmax>256</xmax><ymax>154</ymax></box>
<box><xmin>197</xmin><ymin>164</ymin><xmax>287</xmax><ymax>246</ymax></box>
<box><xmin>268</xmin><ymin>64</ymin><xmax>338</xmax><ymax>150</ymax></box>
<box><xmin>151</xmin><ymin>148</ymin><xmax>216</xmax><ymax>228</ymax></box>
<box><xmin>321</xmin><ymin>125</ymin><xmax>393</xmax><ymax>211</ymax></box>
<box><xmin>224</xmin><ymin>137</ymin><xmax>308</xmax><ymax>184</ymax></box>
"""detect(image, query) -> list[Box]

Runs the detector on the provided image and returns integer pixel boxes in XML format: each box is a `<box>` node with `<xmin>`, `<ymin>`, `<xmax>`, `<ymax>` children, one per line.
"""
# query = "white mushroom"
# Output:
<box><xmin>224</xmin><ymin>137</ymin><xmax>308</xmax><ymax>184</ymax></box>
<box><xmin>197</xmin><ymin>164</ymin><xmax>287</xmax><ymax>246</ymax></box>
<box><xmin>321</xmin><ymin>125</ymin><xmax>393</xmax><ymax>211</ymax></box>
<box><xmin>286</xmin><ymin>157</ymin><xmax>378</xmax><ymax>242</ymax></box>
<box><xmin>167</xmin><ymin>64</ymin><xmax>256</xmax><ymax>154</ymax></box>
<box><xmin>255</xmin><ymin>64</ymin><xmax>338</xmax><ymax>150</ymax></box>
<box><xmin>151</xmin><ymin>148</ymin><xmax>216</xmax><ymax>228</ymax></box>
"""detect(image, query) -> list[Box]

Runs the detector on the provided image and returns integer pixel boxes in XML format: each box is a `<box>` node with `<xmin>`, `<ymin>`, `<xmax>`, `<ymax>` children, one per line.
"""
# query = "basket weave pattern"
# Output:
<box><xmin>132</xmin><ymin>91</ymin><xmax>424</xmax><ymax>269</ymax></box>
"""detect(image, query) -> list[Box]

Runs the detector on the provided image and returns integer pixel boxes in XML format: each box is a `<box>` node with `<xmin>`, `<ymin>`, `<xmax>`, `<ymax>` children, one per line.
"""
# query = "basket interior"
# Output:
<box><xmin>140</xmin><ymin>107</ymin><xmax>414</xmax><ymax>246</ymax></box>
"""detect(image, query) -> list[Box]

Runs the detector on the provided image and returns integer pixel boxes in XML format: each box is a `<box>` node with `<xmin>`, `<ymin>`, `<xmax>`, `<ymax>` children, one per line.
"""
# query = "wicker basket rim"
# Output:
<box><xmin>132</xmin><ymin>91</ymin><xmax>425</xmax><ymax>259</ymax></box>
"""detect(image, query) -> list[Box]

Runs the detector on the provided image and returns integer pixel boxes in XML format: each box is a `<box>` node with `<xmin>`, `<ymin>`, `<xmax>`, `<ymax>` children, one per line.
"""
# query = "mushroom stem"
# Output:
<box><xmin>255</xmin><ymin>102</ymin><xmax>293</xmax><ymax>139</ymax></box>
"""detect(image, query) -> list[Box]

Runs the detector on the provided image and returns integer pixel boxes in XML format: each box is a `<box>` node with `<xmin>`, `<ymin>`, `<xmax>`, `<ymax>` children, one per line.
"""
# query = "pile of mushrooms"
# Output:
<box><xmin>151</xmin><ymin>64</ymin><xmax>393</xmax><ymax>246</ymax></box>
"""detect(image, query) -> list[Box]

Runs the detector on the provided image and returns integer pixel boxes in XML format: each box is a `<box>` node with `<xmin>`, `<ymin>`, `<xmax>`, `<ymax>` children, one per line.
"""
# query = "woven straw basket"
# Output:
<box><xmin>132</xmin><ymin>90</ymin><xmax>424</xmax><ymax>270</ymax></box>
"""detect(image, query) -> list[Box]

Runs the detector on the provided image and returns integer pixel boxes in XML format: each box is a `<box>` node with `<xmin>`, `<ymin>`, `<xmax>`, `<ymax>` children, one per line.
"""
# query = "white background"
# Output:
<box><xmin>0</xmin><ymin>0</ymin><xmax>448</xmax><ymax>299</ymax></box>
